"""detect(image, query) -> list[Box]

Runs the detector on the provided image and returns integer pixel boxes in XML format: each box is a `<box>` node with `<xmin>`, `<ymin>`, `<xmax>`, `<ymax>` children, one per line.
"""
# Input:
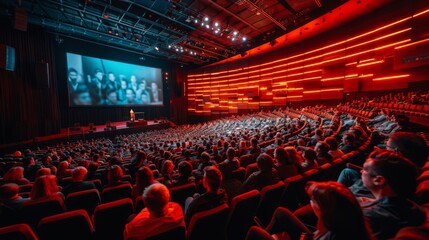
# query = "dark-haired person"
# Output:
<box><xmin>273</xmin><ymin>147</ymin><xmax>300</xmax><ymax>180</ymax></box>
<box><xmin>361</xmin><ymin>150</ymin><xmax>426</xmax><ymax>239</ymax></box>
<box><xmin>243</xmin><ymin>153</ymin><xmax>280</xmax><ymax>191</ymax></box>
<box><xmin>104</xmin><ymin>164</ymin><xmax>127</xmax><ymax>188</ymax></box>
<box><xmin>339</xmin><ymin>131</ymin><xmax>428</xmax><ymax>191</ymax></box>
<box><xmin>68</xmin><ymin>67</ymin><xmax>85</xmax><ymax>93</ymax></box>
<box><xmin>324</xmin><ymin>136</ymin><xmax>344</xmax><ymax>160</ymax></box>
<box><xmin>121</xmin><ymin>88</ymin><xmax>139</xmax><ymax>105</ymax></box>
<box><xmin>106</xmin><ymin>72</ymin><xmax>120</xmax><ymax>92</ymax></box>
<box><xmin>117</xmin><ymin>78</ymin><xmax>128</xmax><ymax>102</ymax></box>
<box><xmin>314</xmin><ymin>141</ymin><xmax>333</xmax><ymax>165</ymax></box>
<box><xmin>140</xmin><ymin>91</ymin><xmax>150</xmax><ymax>104</ymax></box>
<box><xmin>217</xmin><ymin>147</ymin><xmax>240</xmax><ymax>180</ymax></box>
<box><xmin>136</xmin><ymin>79</ymin><xmax>150</xmax><ymax>103</ymax></box>
<box><xmin>129</xmin><ymin>75</ymin><xmax>139</xmax><ymax>93</ymax></box>
<box><xmin>339</xmin><ymin>132</ymin><xmax>356</xmax><ymax>154</ymax></box>
<box><xmin>184</xmin><ymin>166</ymin><xmax>227</xmax><ymax>225</ymax></box>
<box><xmin>0</xmin><ymin>183</ymin><xmax>29</xmax><ymax>210</ymax></box>
<box><xmin>172</xmin><ymin>161</ymin><xmax>195</xmax><ymax>187</ymax></box>
<box><xmin>71</xmin><ymin>85</ymin><xmax>93</xmax><ymax>105</ymax></box>
<box><xmin>124</xmin><ymin>183</ymin><xmax>185</xmax><ymax>239</ymax></box>
<box><xmin>0</xmin><ymin>183</ymin><xmax>29</xmax><ymax>227</ymax></box>
<box><xmin>301</xmin><ymin>149</ymin><xmax>319</xmax><ymax>172</ymax></box>
<box><xmin>132</xmin><ymin>166</ymin><xmax>157</xmax><ymax>200</ymax></box>
<box><xmin>88</xmin><ymin>68</ymin><xmax>106</xmax><ymax>104</ymax></box>
<box><xmin>248</xmin><ymin>181</ymin><xmax>373</xmax><ymax>240</ymax></box>
<box><xmin>150</xmin><ymin>81</ymin><xmax>163</xmax><ymax>103</ymax></box>
<box><xmin>104</xmin><ymin>89</ymin><xmax>119</xmax><ymax>105</ymax></box>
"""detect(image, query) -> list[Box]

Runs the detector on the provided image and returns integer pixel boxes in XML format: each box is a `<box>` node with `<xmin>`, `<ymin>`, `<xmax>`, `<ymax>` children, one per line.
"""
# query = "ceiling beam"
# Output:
<box><xmin>241</xmin><ymin>0</ymin><xmax>287</xmax><ymax>31</ymax></box>
<box><xmin>206</xmin><ymin>0</ymin><xmax>262</xmax><ymax>34</ymax></box>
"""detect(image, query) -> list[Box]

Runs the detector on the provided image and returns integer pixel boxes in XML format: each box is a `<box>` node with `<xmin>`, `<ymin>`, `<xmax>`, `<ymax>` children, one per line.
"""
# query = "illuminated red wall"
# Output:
<box><xmin>187</xmin><ymin>1</ymin><xmax>429</xmax><ymax>116</ymax></box>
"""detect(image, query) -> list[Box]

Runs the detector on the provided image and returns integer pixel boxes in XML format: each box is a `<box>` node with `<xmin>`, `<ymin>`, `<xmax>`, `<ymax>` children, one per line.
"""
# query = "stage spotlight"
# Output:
<box><xmin>233</xmin><ymin>31</ymin><xmax>238</xmax><ymax>36</ymax></box>
<box><xmin>204</xmin><ymin>16</ymin><xmax>209</xmax><ymax>22</ymax></box>
<box><xmin>242</xmin><ymin>37</ymin><xmax>247</xmax><ymax>42</ymax></box>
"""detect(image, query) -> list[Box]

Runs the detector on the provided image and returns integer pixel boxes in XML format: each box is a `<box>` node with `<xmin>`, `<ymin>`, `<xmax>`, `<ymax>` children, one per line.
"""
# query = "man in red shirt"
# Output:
<box><xmin>124</xmin><ymin>183</ymin><xmax>185</xmax><ymax>239</ymax></box>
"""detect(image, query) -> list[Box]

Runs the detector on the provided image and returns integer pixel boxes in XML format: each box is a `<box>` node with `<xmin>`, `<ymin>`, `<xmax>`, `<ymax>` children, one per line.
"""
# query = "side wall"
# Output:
<box><xmin>187</xmin><ymin>1</ymin><xmax>429</xmax><ymax>119</ymax></box>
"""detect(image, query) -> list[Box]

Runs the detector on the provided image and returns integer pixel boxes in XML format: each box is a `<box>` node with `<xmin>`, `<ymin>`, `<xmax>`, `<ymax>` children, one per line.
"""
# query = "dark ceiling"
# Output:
<box><xmin>0</xmin><ymin>0</ymin><xmax>348</xmax><ymax>66</ymax></box>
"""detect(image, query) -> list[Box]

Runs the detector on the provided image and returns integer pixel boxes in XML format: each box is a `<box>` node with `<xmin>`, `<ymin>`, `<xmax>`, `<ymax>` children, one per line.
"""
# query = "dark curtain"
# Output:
<box><xmin>0</xmin><ymin>18</ymin><xmax>61</xmax><ymax>145</ymax></box>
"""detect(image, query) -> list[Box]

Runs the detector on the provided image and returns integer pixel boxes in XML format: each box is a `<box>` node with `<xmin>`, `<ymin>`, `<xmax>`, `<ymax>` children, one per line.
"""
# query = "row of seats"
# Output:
<box><xmin>371</xmin><ymin>102</ymin><xmax>429</xmax><ymax>118</ymax></box>
<box><xmin>0</xmin><ymin>140</ymin><xmax>372</xmax><ymax>240</ymax></box>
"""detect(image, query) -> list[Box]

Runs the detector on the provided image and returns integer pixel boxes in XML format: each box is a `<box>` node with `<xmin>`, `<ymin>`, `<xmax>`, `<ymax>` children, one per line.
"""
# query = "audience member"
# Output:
<box><xmin>259</xmin><ymin>181</ymin><xmax>373</xmax><ymax>240</ymax></box>
<box><xmin>160</xmin><ymin>160</ymin><xmax>175</xmax><ymax>188</ymax></box>
<box><xmin>104</xmin><ymin>164</ymin><xmax>127</xmax><ymax>188</ymax></box>
<box><xmin>173</xmin><ymin>161</ymin><xmax>195</xmax><ymax>187</ymax></box>
<box><xmin>61</xmin><ymin>167</ymin><xmax>96</xmax><ymax>197</ymax></box>
<box><xmin>273</xmin><ymin>147</ymin><xmax>299</xmax><ymax>180</ymax></box>
<box><xmin>184</xmin><ymin>166</ymin><xmax>227</xmax><ymax>225</ymax></box>
<box><xmin>30</xmin><ymin>174</ymin><xmax>63</xmax><ymax>201</ymax></box>
<box><xmin>361</xmin><ymin>150</ymin><xmax>426</xmax><ymax>239</ymax></box>
<box><xmin>0</xmin><ymin>183</ymin><xmax>29</xmax><ymax>210</ymax></box>
<box><xmin>132</xmin><ymin>166</ymin><xmax>156</xmax><ymax>199</ymax></box>
<box><xmin>0</xmin><ymin>167</ymin><xmax>30</xmax><ymax>185</ymax></box>
<box><xmin>301</xmin><ymin>149</ymin><xmax>319</xmax><ymax>172</ymax></box>
<box><xmin>314</xmin><ymin>141</ymin><xmax>333</xmax><ymax>166</ymax></box>
<box><xmin>243</xmin><ymin>153</ymin><xmax>280</xmax><ymax>191</ymax></box>
<box><xmin>124</xmin><ymin>183</ymin><xmax>185</xmax><ymax>239</ymax></box>
<box><xmin>324</xmin><ymin>136</ymin><xmax>344</xmax><ymax>160</ymax></box>
<box><xmin>218</xmin><ymin>147</ymin><xmax>240</xmax><ymax>179</ymax></box>
<box><xmin>339</xmin><ymin>133</ymin><xmax>356</xmax><ymax>154</ymax></box>
<box><xmin>57</xmin><ymin>161</ymin><xmax>72</xmax><ymax>179</ymax></box>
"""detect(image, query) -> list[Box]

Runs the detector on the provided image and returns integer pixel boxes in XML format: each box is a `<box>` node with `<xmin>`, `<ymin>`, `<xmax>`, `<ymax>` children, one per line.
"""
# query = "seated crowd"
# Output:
<box><xmin>1</xmin><ymin>92</ymin><xmax>429</xmax><ymax>240</ymax></box>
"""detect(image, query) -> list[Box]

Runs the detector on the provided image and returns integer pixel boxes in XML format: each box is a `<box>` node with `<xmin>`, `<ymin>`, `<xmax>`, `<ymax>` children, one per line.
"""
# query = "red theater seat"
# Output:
<box><xmin>170</xmin><ymin>183</ymin><xmax>196</xmax><ymax>208</ymax></box>
<box><xmin>0</xmin><ymin>224</ymin><xmax>38</xmax><ymax>240</ymax></box>
<box><xmin>93</xmin><ymin>198</ymin><xmax>134</xmax><ymax>240</ymax></box>
<box><xmin>36</xmin><ymin>210</ymin><xmax>94</xmax><ymax>240</ymax></box>
<box><xmin>187</xmin><ymin>203</ymin><xmax>229</xmax><ymax>240</ymax></box>
<box><xmin>101</xmin><ymin>183</ymin><xmax>132</xmax><ymax>203</ymax></box>
<box><xmin>66</xmin><ymin>188</ymin><xmax>101</xmax><ymax>216</ymax></box>
<box><xmin>256</xmin><ymin>181</ymin><xmax>285</xmax><ymax>226</ymax></box>
<box><xmin>20</xmin><ymin>196</ymin><xmax>66</xmax><ymax>230</ymax></box>
<box><xmin>227</xmin><ymin>190</ymin><xmax>260</xmax><ymax>240</ymax></box>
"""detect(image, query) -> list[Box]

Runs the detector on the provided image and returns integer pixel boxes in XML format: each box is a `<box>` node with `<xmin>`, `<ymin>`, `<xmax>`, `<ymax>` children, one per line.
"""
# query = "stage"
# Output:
<box><xmin>0</xmin><ymin>120</ymin><xmax>172</xmax><ymax>152</ymax></box>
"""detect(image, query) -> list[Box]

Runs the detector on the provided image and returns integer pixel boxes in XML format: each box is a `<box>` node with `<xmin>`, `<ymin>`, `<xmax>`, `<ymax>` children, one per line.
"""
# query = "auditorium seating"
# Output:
<box><xmin>226</xmin><ymin>190</ymin><xmax>260</xmax><ymax>240</ymax></box>
<box><xmin>66</xmin><ymin>189</ymin><xmax>101</xmax><ymax>216</ymax></box>
<box><xmin>20</xmin><ymin>197</ymin><xmax>66</xmax><ymax>230</ymax></box>
<box><xmin>101</xmin><ymin>183</ymin><xmax>132</xmax><ymax>203</ymax></box>
<box><xmin>1</xmin><ymin>96</ymin><xmax>428</xmax><ymax>239</ymax></box>
<box><xmin>36</xmin><ymin>210</ymin><xmax>94</xmax><ymax>240</ymax></box>
<box><xmin>187</xmin><ymin>203</ymin><xmax>229</xmax><ymax>240</ymax></box>
<box><xmin>0</xmin><ymin>224</ymin><xmax>38</xmax><ymax>240</ymax></box>
<box><xmin>170</xmin><ymin>183</ymin><xmax>196</xmax><ymax>208</ymax></box>
<box><xmin>256</xmin><ymin>181</ymin><xmax>285</xmax><ymax>227</ymax></box>
<box><xmin>93</xmin><ymin>198</ymin><xmax>134</xmax><ymax>240</ymax></box>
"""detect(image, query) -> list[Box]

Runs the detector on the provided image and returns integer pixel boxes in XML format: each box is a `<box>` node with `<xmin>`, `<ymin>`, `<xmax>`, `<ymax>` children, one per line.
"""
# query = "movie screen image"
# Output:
<box><xmin>66</xmin><ymin>52</ymin><xmax>163</xmax><ymax>106</ymax></box>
